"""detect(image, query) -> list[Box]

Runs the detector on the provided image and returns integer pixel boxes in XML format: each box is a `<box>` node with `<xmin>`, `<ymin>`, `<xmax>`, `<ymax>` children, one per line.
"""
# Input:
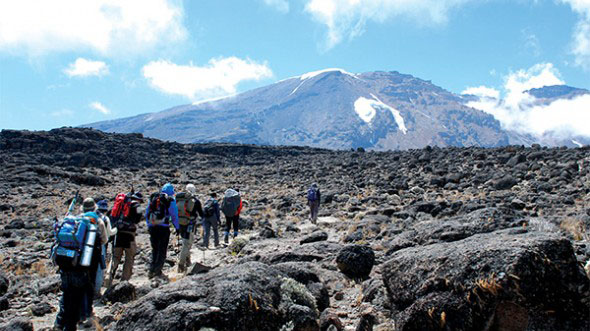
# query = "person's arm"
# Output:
<box><xmin>98</xmin><ymin>220</ymin><xmax>108</xmax><ymax>245</ymax></box>
<box><xmin>145</xmin><ymin>200</ymin><xmax>151</xmax><ymax>227</ymax></box>
<box><xmin>318</xmin><ymin>190</ymin><xmax>321</xmax><ymax>204</ymax></box>
<box><xmin>169</xmin><ymin>200</ymin><xmax>180</xmax><ymax>230</ymax></box>
<box><xmin>194</xmin><ymin>199</ymin><xmax>204</xmax><ymax>218</ymax></box>
<box><xmin>104</xmin><ymin>216</ymin><xmax>117</xmax><ymax>237</ymax></box>
<box><xmin>215</xmin><ymin>201</ymin><xmax>221</xmax><ymax>222</ymax></box>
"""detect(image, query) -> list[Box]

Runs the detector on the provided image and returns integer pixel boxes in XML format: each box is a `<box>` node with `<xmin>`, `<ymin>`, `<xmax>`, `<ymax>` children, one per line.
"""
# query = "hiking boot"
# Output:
<box><xmin>224</xmin><ymin>235</ymin><xmax>229</xmax><ymax>244</ymax></box>
<box><xmin>177</xmin><ymin>264</ymin><xmax>185</xmax><ymax>273</ymax></box>
<box><xmin>148</xmin><ymin>271</ymin><xmax>155</xmax><ymax>279</ymax></box>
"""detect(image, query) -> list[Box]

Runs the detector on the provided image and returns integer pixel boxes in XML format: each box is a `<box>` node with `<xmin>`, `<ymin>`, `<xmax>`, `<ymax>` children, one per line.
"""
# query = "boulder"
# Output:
<box><xmin>0</xmin><ymin>273</ymin><xmax>8</xmax><ymax>296</ymax></box>
<box><xmin>300</xmin><ymin>231</ymin><xmax>329</xmax><ymax>244</ymax></box>
<box><xmin>114</xmin><ymin>262</ymin><xmax>319</xmax><ymax>331</ymax></box>
<box><xmin>336</xmin><ymin>245</ymin><xmax>375</xmax><ymax>279</ymax></box>
<box><xmin>103</xmin><ymin>281</ymin><xmax>136</xmax><ymax>304</ymax></box>
<box><xmin>0</xmin><ymin>318</ymin><xmax>33</xmax><ymax>331</ymax></box>
<box><xmin>30</xmin><ymin>301</ymin><xmax>53</xmax><ymax>316</ymax></box>
<box><xmin>382</xmin><ymin>229</ymin><xmax>590</xmax><ymax>330</ymax></box>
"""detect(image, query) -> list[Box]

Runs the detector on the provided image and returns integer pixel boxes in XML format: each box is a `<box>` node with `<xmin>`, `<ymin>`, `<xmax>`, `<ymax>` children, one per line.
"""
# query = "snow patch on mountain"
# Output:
<box><xmin>300</xmin><ymin>68</ymin><xmax>356</xmax><ymax>80</ymax></box>
<box><xmin>572</xmin><ymin>139</ymin><xmax>583</xmax><ymax>147</ymax></box>
<box><xmin>354</xmin><ymin>95</ymin><xmax>408</xmax><ymax>134</ymax></box>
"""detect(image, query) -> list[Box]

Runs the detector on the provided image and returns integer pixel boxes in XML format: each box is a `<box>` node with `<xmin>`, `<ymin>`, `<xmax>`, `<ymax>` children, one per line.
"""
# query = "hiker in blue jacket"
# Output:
<box><xmin>145</xmin><ymin>183</ymin><xmax>180</xmax><ymax>280</ymax></box>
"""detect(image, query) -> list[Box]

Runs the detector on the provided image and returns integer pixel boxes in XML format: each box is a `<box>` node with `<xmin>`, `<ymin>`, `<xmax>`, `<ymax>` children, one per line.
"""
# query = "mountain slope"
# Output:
<box><xmin>87</xmin><ymin>69</ymin><xmax>517</xmax><ymax>150</ymax></box>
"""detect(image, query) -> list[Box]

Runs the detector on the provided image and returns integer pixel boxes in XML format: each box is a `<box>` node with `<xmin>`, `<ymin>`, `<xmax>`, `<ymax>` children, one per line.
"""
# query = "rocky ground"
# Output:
<box><xmin>0</xmin><ymin>127</ymin><xmax>589</xmax><ymax>331</ymax></box>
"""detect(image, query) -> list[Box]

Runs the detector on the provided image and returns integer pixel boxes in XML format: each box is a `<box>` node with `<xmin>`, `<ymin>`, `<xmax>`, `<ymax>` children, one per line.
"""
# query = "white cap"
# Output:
<box><xmin>186</xmin><ymin>184</ymin><xmax>196</xmax><ymax>194</ymax></box>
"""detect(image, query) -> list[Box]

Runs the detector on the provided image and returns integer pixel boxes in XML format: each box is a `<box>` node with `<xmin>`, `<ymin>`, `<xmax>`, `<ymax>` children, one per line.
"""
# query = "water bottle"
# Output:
<box><xmin>80</xmin><ymin>223</ymin><xmax>97</xmax><ymax>267</ymax></box>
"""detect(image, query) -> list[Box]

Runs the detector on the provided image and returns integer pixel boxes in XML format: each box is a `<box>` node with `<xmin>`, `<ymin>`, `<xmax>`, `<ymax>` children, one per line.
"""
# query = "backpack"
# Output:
<box><xmin>307</xmin><ymin>187</ymin><xmax>319</xmax><ymax>202</ymax></box>
<box><xmin>203</xmin><ymin>199</ymin><xmax>216</xmax><ymax>218</ymax></box>
<box><xmin>52</xmin><ymin>215</ymin><xmax>95</xmax><ymax>269</ymax></box>
<box><xmin>176</xmin><ymin>192</ymin><xmax>196</xmax><ymax>226</ymax></box>
<box><xmin>148</xmin><ymin>192</ymin><xmax>171</xmax><ymax>225</ymax></box>
<box><xmin>221</xmin><ymin>189</ymin><xmax>241</xmax><ymax>217</ymax></box>
<box><xmin>110</xmin><ymin>193</ymin><xmax>135</xmax><ymax>232</ymax></box>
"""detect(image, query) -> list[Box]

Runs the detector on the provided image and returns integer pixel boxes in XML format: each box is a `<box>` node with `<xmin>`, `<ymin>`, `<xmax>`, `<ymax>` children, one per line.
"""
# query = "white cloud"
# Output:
<box><xmin>462</xmin><ymin>86</ymin><xmax>500</xmax><ymax>99</ymax></box>
<box><xmin>90</xmin><ymin>102</ymin><xmax>111</xmax><ymax>115</ymax></box>
<box><xmin>142</xmin><ymin>57</ymin><xmax>273</xmax><ymax>100</ymax></box>
<box><xmin>303</xmin><ymin>0</ymin><xmax>471</xmax><ymax>49</ymax></box>
<box><xmin>464</xmin><ymin>63</ymin><xmax>590</xmax><ymax>139</ymax></box>
<box><xmin>263</xmin><ymin>0</ymin><xmax>290</xmax><ymax>13</ymax></box>
<box><xmin>559</xmin><ymin>0</ymin><xmax>590</xmax><ymax>69</ymax></box>
<box><xmin>64</xmin><ymin>58</ymin><xmax>109</xmax><ymax>77</ymax></box>
<box><xmin>0</xmin><ymin>0</ymin><xmax>186</xmax><ymax>57</ymax></box>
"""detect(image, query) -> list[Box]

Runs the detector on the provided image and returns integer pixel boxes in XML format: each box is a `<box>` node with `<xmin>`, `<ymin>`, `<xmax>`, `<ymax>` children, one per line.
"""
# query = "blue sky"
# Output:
<box><xmin>1</xmin><ymin>0</ymin><xmax>589</xmax><ymax>131</ymax></box>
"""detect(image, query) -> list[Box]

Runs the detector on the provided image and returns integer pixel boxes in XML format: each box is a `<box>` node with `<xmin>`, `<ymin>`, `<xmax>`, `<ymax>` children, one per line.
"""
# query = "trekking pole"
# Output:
<box><xmin>65</xmin><ymin>191</ymin><xmax>80</xmax><ymax>217</ymax></box>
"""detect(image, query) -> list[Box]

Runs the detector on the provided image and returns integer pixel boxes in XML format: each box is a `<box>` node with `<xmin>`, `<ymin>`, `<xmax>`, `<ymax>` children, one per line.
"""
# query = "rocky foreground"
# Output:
<box><xmin>0</xmin><ymin>127</ymin><xmax>589</xmax><ymax>331</ymax></box>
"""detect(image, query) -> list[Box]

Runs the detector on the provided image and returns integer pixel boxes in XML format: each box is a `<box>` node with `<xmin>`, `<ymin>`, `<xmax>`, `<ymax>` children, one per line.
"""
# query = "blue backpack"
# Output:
<box><xmin>307</xmin><ymin>188</ymin><xmax>318</xmax><ymax>202</ymax></box>
<box><xmin>52</xmin><ymin>216</ymin><xmax>90</xmax><ymax>269</ymax></box>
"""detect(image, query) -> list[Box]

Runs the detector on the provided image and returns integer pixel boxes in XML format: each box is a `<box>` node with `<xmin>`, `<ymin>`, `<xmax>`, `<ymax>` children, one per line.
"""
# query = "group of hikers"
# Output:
<box><xmin>50</xmin><ymin>182</ymin><xmax>322</xmax><ymax>330</ymax></box>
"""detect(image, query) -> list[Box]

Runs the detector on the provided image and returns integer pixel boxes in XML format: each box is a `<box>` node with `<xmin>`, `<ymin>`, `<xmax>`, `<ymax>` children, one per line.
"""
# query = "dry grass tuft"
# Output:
<box><xmin>560</xmin><ymin>218</ymin><xmax>588</xmax><ymax>241</ymax></box>
<box><xmin>475</xmin><ymin>273</ymin><xmax>502</xmax><ymax>296</ymax></box>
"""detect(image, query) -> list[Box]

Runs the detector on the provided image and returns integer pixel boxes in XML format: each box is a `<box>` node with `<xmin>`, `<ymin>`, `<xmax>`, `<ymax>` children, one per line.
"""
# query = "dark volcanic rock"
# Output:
<box><xmin>0</xmin><ymin>318</ymin><xmax>33</xmax><ymax>331</ymax></box>
<box><xmin>300</xmin><ymin>231</ymin><xmax>329</xmax><ymax>244</ymax></box>
<box><xmin>382</xmin><ymin>229</ymin><xmax>590</xmax><ymax>331</ymax></box>
<box><xmin>114</xmin><ymin>262</ymin><xmax>319</xmax><ymax>331</ymax></box>
<box><xmin>103</xmin><ymin>281</ymin><xmax>136</xmax><ymax>304</ymax></box>
<box><xmin>0</xmin><ymin>273</ymin><xmax>8</xmax><ymax>296</ymax></box>
<box><xmin>336</xmin><ymin>245</ymin><xmax>375</xmax><ymax>279</ymax></box>
<box><xmin>493</xmin><ymin>175</ymin><xmax>518</xmax><ymax>190</ymax></box>
<box><xmin>30</xmin><ymin>301</ymin><xmax>53</xmax><ymax>316</ymax></box>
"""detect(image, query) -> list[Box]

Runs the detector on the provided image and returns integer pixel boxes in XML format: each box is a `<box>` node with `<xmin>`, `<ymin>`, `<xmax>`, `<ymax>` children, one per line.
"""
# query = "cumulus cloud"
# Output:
<box><xmin>263</xmin><ymin>0</ymin><xmax>290</xmax><ymax>13</ymax></box>
<box><xmin>90</xmin><ymin>102</ymin><xmax>111</xmax><ymax>115</ymax></box>
<box><xmin>142</xmin><ymin>57</ymin><xmax>273</xmax><ymax>100</ymax></box>
<box><xmin>463</xmin><ymin>63</ymin><xmax>590</xmax><ymax>139</ymax></box>
<box><xmin>559</xmin><ymin>0</ymin><xmax>590</xmax><ymax>69</ymax></box>
<box><xmin>0</xmin><ymin>0</ymin><xmax>185</xmax><ymax>57</ymax></box>
<box><xmin>64</xmin><ymin>58</ymin><xmax>109</xmax><ymax>77</ymax></box>
<box><xmin>303</xmin><ymin>0</ymin><xmax>471</xmax><ymax>49</ymax></box>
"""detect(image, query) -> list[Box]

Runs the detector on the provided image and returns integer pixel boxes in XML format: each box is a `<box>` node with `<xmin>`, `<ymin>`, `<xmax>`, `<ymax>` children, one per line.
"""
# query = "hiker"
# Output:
<box><xmin>176</xmin><ymin>184</ymin><xmax>204</xmax><ymax>272</ymax></box>
<box><xmin>94</xmin><ymin>199</ymin><xmax>117</xmax><ymax>296</ymax></box>
<box><xmin>307</xmin><ymin>183</ymin><xmax>321</xmax><ymax>224</ymax></box>
<box><xmin>145</xmin><ymin>183</ymin><xmax>180</xmax><ymax>279</ymax></box>
<box><xmin>53</xmin><ymin>197</ymin><xmax>106</xmax><ymax>330</ymax></box>
<box><xmin>221</xmin><ymin>188</ymin><xmax>242</xmax><ymax>244</ymax></box>
<box><xmin>80</xmin><ymin>198</ymin><xmax>108</xmax><ymax>323</ymax></box>
<box><xmin>104</xmin><ymin>192</ymin><xmax>143</xmax><ymax>288</ymax></box>
<box><xmin>202</xmin><ymin>192</ymin><xmax>221</xmax><ymax>249</ymax></box>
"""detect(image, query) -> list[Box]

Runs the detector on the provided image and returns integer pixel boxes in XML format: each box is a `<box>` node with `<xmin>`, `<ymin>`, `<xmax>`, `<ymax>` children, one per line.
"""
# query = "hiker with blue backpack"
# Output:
<box><xmin>145</xmin><ymin>183</ymin><xmax>180</xmax><ymax>279</ymax></box>
<box><xmin>52</xmin><ymin>196</ymin><xmax>106</xmax><ymax>330</ymax></box>
<box><xmin>307</xmin><ymin>183</ymin><xmax>321</xmax><ymax>224</ymax></box>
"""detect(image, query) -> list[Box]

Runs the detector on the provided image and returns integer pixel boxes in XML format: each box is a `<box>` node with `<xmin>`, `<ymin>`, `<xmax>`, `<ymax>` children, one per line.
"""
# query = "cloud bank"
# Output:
<box><xmin>302</xmin><ymin>0</ymin><xmax>471</xmax><ymax>49</ymax></box>
<box><xmin>0</xmin><ymin>0</ymin><xmax>186</xmax><ymax>57</ymax></box>
<box><xmin>64</xmin><ymin>58</ymin><xmax>109</xmax><ymax>77</ymax></box>
<box><xmin>142</xmin><ymin>57</ymin><xmax>273</xmax><ymax>100</ymax></box>
<box><xmin>463</xmin><ymin>63</ymin><xmax>590</xmax><ymax>139</ymax></box>
<box><xmin>560</xmin><ymin>0</ymin><xmax>590</xmax><ymax>69</ymax></box>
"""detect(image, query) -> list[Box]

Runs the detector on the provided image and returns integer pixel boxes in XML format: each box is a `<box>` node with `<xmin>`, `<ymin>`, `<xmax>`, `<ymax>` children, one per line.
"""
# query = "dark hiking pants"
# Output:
<box><xmin>149</xmin><ymin>226</ymin><xmax>170</xmax><ymax>276</ymax></box>
<box><xmin>224</xmin><ymin>215</ymin><xmax>239</xmax><ymax>237</ymax></box>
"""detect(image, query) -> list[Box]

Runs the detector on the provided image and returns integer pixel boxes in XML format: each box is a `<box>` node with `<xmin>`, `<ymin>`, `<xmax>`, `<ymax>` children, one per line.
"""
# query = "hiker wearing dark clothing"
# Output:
<box><xmin>145</xmin><ymin>183</ymin><xmax>180</xmax><ymax>279</ymax></box>
<box><xmin>177</xmin><ymin>184</ymin><xmax>204</xmax><ymax>272</ymax></box>
<box><xmin>54</xmin><ymin>198</ymin><xmax>105</xmax><ymax>330</ymax></box>
<box><xmin>202</xmin><ymin>192</ymin><xmax>221</xmax><ymax>248</ymax></box>
<box><xmin>221</xmin><ymin>188</ymin><xmax>242</xmax><ymax>244</ymax></box>
<box><xmin>307</xmin><ymin>183</ymin><xmax>321</xmax><ymax>224</ymax></box>
<box><xmin>104</xmin><ymin>192</ymin><xmax>143</xmax><ymax>288</ymax></box>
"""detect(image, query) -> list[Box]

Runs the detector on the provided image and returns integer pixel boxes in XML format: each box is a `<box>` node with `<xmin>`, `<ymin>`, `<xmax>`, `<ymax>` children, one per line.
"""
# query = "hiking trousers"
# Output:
<box><xmin>224</xmin><ymin>215</ymin><xmax>239</xmax><ymax>238</ymax></box>
<box><xmin>178</xmin><ymin>224</ymin><xmax>195</xmax><ymax>269</ymax></box>
<box><xmin>59</xmin><ymin>270</ymin><xmax>92</xmax><ymax>331</ymax></box>
<box><xmin>149</xmin><ymin>226</ymin><xmax>170</xmax><ymax>276</ymax></box>
<box><xmin>106</xmin><ymin>241</ymin><xmax>136</xmax><ymax>287</ymax></box>
<box><xmin>203</xmin><ymin>217</ymin><xmax>219</xmax><ymax>247</ymax></box>
<box><xmin>309</xmin><ymin>200</ymin><xmax>320</xmax><ymax>224</ymax></box>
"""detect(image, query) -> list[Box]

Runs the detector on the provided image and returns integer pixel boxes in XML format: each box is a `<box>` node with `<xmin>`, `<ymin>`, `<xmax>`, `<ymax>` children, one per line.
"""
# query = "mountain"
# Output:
<box><xmin>526</xmin><ymin>85</ymin><xmax>589</xmax><ymax>101</ymax></box>
<box><xmin>87</xmin><ymin>69</ymin><xmax>531</xmax><ymax>150</ymax></box>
